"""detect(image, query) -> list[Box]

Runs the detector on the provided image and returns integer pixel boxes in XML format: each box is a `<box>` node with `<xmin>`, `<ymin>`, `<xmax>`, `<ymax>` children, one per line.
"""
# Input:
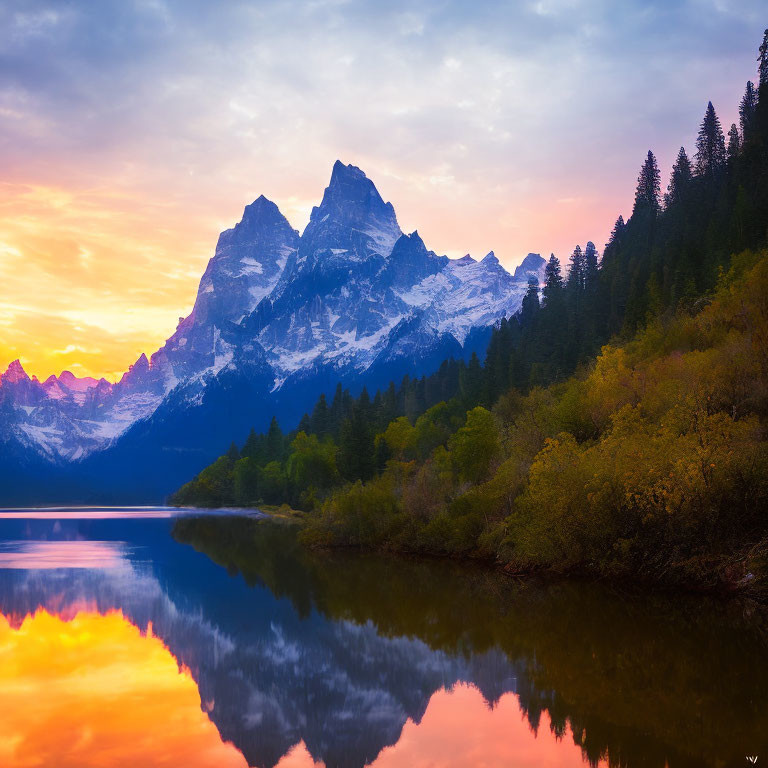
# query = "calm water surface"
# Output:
<box><xmin>0</xmin><ymin>507</ymin><xmax>766</xmax><ymax>768</ymax></box>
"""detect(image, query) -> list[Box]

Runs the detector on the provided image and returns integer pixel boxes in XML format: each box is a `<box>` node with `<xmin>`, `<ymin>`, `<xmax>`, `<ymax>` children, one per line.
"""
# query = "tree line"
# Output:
<box><xmin>171</xmin><ymin>31</ymin><xmax>768</xmax><ymax>594</ymax></box>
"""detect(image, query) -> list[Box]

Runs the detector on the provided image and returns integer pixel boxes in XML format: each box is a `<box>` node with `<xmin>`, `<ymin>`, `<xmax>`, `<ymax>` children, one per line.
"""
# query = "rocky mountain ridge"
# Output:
<box><xmin>0</xmin><ymin>161</ymin><xmax>545</xmax><ymax>502</ymax></box>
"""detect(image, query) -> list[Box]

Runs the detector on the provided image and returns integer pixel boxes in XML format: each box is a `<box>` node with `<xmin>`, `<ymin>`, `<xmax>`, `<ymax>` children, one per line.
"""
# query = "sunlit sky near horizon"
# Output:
<box><xmin>0</xmin><ymin>0</ymin><xmax>765</xmax><ymax>381</ymax></box>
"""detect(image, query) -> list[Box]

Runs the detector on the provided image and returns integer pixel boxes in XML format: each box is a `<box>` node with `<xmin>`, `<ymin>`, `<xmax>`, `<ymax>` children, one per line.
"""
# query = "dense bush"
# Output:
<box><xmin>303</xmin><ymin>254</ymin><xmax>768</xmax><ymax>590</ymax></box>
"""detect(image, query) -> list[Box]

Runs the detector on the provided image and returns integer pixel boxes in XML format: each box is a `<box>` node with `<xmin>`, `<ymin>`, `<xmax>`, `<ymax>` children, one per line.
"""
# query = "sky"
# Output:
<box><xmin>0</xmin><ymin>0</ymin><xmax>764</xmax><ymax>381</ymax></box>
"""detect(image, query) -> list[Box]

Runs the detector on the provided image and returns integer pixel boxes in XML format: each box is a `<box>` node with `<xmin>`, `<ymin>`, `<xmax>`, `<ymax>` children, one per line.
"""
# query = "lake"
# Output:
<box><xmin>0</xmin><ymin>507</ymin><xmax>765</xmax><ymax>768</ymax></box>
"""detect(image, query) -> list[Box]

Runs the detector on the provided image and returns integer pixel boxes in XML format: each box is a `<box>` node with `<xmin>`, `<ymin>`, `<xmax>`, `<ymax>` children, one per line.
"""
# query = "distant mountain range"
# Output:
<box><xmin>0</xmin><ymin>161</ymin><xmax>545</xmax><ymax>503</ymax></box>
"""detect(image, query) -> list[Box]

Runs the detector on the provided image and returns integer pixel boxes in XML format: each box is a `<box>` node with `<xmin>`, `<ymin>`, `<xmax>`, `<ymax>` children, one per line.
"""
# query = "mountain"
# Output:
<box><xmin>513</xmin><ymin>252</ymin><xmax>545</xmax><ymax>281</ymax></box>
<box><xmin>0</xmin><ymin>161</ymin><xmax>545</xmax><ymax>503</ymax></box>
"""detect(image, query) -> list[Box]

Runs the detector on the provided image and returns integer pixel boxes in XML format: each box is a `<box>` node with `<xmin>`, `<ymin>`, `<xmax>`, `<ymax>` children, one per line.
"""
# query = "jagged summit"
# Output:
<box><xmin>231</xmin><ymin>195</ymin><xmax>292</xmax><ymax>231</ymax></box>
<box><xmin>300</xmin><ymin>161</ymin><xmax>401</xmax><ymax>264</ymax></box>
<box><xmin>320</xmin><ymin>160</ymin><xmax>391</xmax><ymax>211</ymax></box>
<box><xmin>513</xmin><ymin>252</ymin><xmax>546</xmax><ymax>282</ymax></box>
<box><xmin>1</xmin><ymin>359</ymin><xmax>29</xmax><ymax>383</ymax></box>
<box><xmin>2</xmin><ymin>162</ymin><xmax>542</xmax><ymax>499</ymax></box>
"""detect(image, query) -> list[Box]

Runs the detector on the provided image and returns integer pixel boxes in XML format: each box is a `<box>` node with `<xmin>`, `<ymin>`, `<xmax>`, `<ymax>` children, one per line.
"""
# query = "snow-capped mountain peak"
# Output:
<box><xmin>298</xmin><ymin>161</ymin><xmax>402</xmax><ymax>269</ymax></box>
<box><xmin>2</xmin><ymin>162</ymin><xmax>548</xmax><ymax>501</ymax></box>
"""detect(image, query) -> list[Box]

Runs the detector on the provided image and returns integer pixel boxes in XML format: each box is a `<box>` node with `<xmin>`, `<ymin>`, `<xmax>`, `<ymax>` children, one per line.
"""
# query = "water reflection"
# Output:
<box><xmin>0</xmin><ymin>511</ymin><xmax>765</xmax><ymax>768</ymax></box>
<box><xmin>0</xmin><ymin>540</ymin><xmax>128</xmax><ymax>568</ymax></box>
<box><xmin>0</xmin><ymin>610</ymin><xmax>249</xmax><ymax>768</ymax></box>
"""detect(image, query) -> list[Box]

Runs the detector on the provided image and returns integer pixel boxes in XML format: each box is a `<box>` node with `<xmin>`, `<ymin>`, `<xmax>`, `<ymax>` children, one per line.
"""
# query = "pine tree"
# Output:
<box><xmin>727</xmin><ymin>123</ymin><xmax>740</xmax><ymax>160</ymax></box>
<box><xmin>759</xmin><ymin>29</ymin><xmax>768</xmax><ymax>88</ymax></box>
<box><xmin>330</xmin><ymin>383</ymin><xmax>344</xmax><ymax>436</ymax></box>
<box><xmin>605</xmin><ymin>216</ymin><xmax>626</xmax><ymax>253</ymax></box>
<box><xmin>241</xmin><ymin>428</ymin><xmax>261</xmax><ymax>460</ymax></box>
<box><xmin>380</xmin><ymin>381</ymin><xmax>398</xmax><ymax>426</ymax></box>
<box><xmin>459</xmin><ymin>351</ymin><xmax>484</xmax><ymax>407</ymax></box>
<box><xmin>664</xmin><ymin>147</ymin><xmax>692</xmax><ymax>207</ymax></box>
<box><xmin>582</xmin><ymin>241</ymin><xmax>600</xmax><ymax>353</ymax></box>
<box><xmin>694</xmin><ymin>102</ymin><xmax>726</xmax><ymax>178</ymax></box>
<box><xmin>739</xmin><ymin>81</ymin><xmax>758</xmax><ymax>138</ymax></box>
<box><xmin>357</xmin><ymin>386</ymin><xmax>373</xmax><ymax>424</ymax></box>
<box><xmin>566</xmin><ymin>245</ymin><xmax>585</xmax><ymax>292</ymax></box>
<box><xmin>265</xmin><ymin>416</ymin><xmax>284</xmax><ymax>461</ymax></box>
<box><xmin>583</xmin><ymin>241</ymin><xmax>599</xmax><ymax>285</ymax></box>
<box><xmin>226</xmin><ymin>441</ymin><xmax>240</xmax><ymax>464</ymax></box>
<box><xmin>338</xmin><ymin>409</ymin><xmax>375</xmax><ymax>482</ymax></box>
<box><xmin>310</xmin><ymin>393</ymin><xmax>330</xmax><ymax>436</ymax></box>
<box><xmin>633</xmin><ymin>150</ymin><xmax>661</xmax><ymax>214</ymax></box>
<box><xmin>542</xmin><ymin>254</ymin><xmax>564</xmax><ymax>306</ymax></box>
<box><xmin>520</xmin><ymin>274</ymin><xmax>540</xmax><ymax>325</ymax></box>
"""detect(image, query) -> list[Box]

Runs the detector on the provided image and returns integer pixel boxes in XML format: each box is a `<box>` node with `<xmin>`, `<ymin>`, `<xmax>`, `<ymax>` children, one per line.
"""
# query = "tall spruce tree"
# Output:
<box><xmin>520</xmin><ymin>274</ymin><xmax>540</xmax><ymax>325</ymax></box>
<box><xmin>727</xmin><ymin>123</ymin><xmax>740</xmax><ymax>160</ymax></box>
<box><xmin>607</xmin><ymin>216</ymin><xmax>625</xmax><ymax>248</ymax></box>
<box><xmin>310</xmin><ymin>393</ymin><xmax>330</xmax><ymax>436</ymax></box>
<box><xmin>664</xmin><ymin>147</ymin><xmax>693</xmax><ymax>206</ymax></box>
<box><xmin>241</xmin><ymin>428</ymin><xmax>261</xmax><ymax>460</ymax></box>
<box><xmin>265</xmin><ymin>416</ymin><xmax>284</xmax><ymax>461</ymax></box>
<box><xmin>694</xmin><ymin>102</ymin><xmax>726</xmax><ymax>178</ymax></box>
<box><xmin>338</xmin><ymin>404</ymin><xmax>375</xmax><ymax>482</ymax></box>
<box><xmin>567</xmin><ymin>245</ymin><xmax>586</xmax><ymax>292</ymax></box>
<box><xmin>633</xmin><ymin>150</ymin><xmax>661</xmax><ymax>214</ymax></box>
<box><xmin>542</xmin><ymin>254</ymin><xmax>564</xmax><ymax>305</ymax></box>
<box><xmin>584</xmin><ymin>241</ymin><xmax>599</xmax><ymax>287</ymax></box>
<box><xmin>459</xmin><ymin>351</ymin><xmax>484</xmax><ymax>407</ymax></box>
<box><xmin>759</xmin><ymin>29</ymin><xmax>768</xmax><ymax>87</ymax></box>
<box><xmin>740</xmin><ymin>81</ymin><xmax>758</xmax><ymax>138</ymax></box>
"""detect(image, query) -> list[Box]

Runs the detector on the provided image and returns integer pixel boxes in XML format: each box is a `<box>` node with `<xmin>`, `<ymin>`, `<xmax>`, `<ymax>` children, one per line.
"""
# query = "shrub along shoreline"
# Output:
<box><xmin>173</xmin><ymin>252</ymin><xmax>768</xmax><ymax>602</ymax></box>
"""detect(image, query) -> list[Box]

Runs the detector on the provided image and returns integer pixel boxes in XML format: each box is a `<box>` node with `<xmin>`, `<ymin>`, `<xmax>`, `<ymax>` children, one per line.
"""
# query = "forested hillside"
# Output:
<box><xmin>171</xmin><ymin>34</ymin><xmax>768</xmax><ymax>593</ymax></box>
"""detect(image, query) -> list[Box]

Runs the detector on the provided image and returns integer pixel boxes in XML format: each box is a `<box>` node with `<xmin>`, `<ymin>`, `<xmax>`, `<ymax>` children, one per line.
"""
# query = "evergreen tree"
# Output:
<box><xmin>380</xmin><ymin>381</ymin><xmax>398</xmax><ymax>426</ymax></box>
<box><xmin>226</xmin><ymin>441</ymin><xmax>240</xmax><ymax>464</ymax></box>
<box><xmin>338</xmin><ymin>408</ymin><xmax>375</xmax><ymax>482</ymax></box>
<box><xmin>296</xmin><ymin>413</ymin><xmax>311</xmax><ymax>433</ymax></box>
<box><xmin>241</xmin><ymin>428</ymin><xmax>261</xmax><ymax>460</ymax></box>
<box><xmin>310</xmin><ymin>393</ymin><xmax>330</xmax><ymax>436</ymax></box>
<box><xmin>694</xmin><ymin>102</ymin><xmax>726</xmax><ymax>178</ymax></box>
<box><xmin>607</xmin><ymin>216</ymin><xmax>625</xmax><ymax>247</ymax></box>
<box><xmin>739</xmin><ymin>81</ymin><xmax>758</xmax><ymax>138</ymax></box>
<box><xmin>633</xmin><ymin>150</ymin><xmax>661</xmax><ymax>214</ymax></box>
<box><xmin>265</xmin><ymin>416</ymin><xmax>284</xmax><ymax>461</ymax></box>
<box><xmin>330</xmin><ymin>383</ymin><xmax>344</xmax><ymax>435</ymax></box>
<box><xmin>542</xmin><ymin>254</ymin><xmax>564</xmax><ymax>305</ymax></box>
<box><xmin>459</xmin><ymin>351</ymin><xmax>484</xmax><ymax>407</ymax></box>
<box><xmin>584</xmin><ymin>241</ymin><xmax>599</xmax><ymax>284</ymax></box>
<box><xmin>664</xmin><ymin>147</ymin><xmax>692</xmax><ymax>207</ymax></box>
<box><xmin>759</xmin><ymin>29</ymin><xmax>768</xmax><ymax>88</ymax></box>
<box><xmin>520</xmin><ymin>274</ymin><xmax>540</xmax><ymax>325</ymax></box>
<box><xmin>566</xmin><ymin>245</ymin><xmax>585</xmax><ymax>293</ymax></box>
<box><xmin>727</xmin><ymin>123</ymin><xmax>740</xmax><ymax>160</ymax></box>
<box><xmin>357</xmin><ymin>386</ymin><xmax>374</xmax><ymax>425</ymax></box>
<box><xmin>582</xmin><ymin>241</ymin><xmax>600</xmax><ymax>354</ymax></box>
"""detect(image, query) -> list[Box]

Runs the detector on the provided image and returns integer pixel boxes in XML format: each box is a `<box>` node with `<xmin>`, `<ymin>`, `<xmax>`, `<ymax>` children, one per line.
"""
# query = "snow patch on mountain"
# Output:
<box><xmin>1</xmin><ymin>162</ymin><xmax>547</xmax><ymax>467</ymax></box>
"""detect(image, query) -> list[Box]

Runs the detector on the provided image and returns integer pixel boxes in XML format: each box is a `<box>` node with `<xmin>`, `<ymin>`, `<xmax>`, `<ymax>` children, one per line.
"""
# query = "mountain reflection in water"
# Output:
<box><xmin>0</xmin><ymin>510</ymin><xmax>765</xmax><ymax>768</ymax></box>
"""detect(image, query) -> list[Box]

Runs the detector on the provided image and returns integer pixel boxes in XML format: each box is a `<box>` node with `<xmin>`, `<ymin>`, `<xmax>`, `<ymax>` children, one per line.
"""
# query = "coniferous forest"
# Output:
<box><xmin>171</xmin><ymin>31</ymin><xmax>768</xmax><ymax>595</ymax></box>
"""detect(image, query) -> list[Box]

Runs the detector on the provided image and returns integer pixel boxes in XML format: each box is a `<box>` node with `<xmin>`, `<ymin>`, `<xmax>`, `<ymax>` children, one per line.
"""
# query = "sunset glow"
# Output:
<box><xmin>0</xmin><ymin>610</ymin><xmax>248</xmax><ymax>768</ymax></box>
<box><xmin>0</xmin><ymin>608</ymin><xmax>601</xmax><ymax>768</ymax></box>
<box><xmin>0</xmin><ymin>1</ymin><xmax>761</xmax><ymax>380</ymax></box>
<box><xmin>276</xmin><ymin>684</ymin><xmax>600</xmax><ymax>768</ymax></box>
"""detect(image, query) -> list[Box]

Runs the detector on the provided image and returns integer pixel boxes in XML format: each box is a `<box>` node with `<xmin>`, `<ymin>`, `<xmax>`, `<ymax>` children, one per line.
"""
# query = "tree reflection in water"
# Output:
<box><xmin>0</xmin><ymin>513</ymin><xmax>765</xmax><ymax>768</ymax></box>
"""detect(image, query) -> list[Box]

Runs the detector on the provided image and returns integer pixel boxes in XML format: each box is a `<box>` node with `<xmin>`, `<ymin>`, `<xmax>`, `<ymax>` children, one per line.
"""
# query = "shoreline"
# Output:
<box><xmin>173</xmin><ymin>503</ymin><xmax>768</xmax><ymax>607</ymax></box>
